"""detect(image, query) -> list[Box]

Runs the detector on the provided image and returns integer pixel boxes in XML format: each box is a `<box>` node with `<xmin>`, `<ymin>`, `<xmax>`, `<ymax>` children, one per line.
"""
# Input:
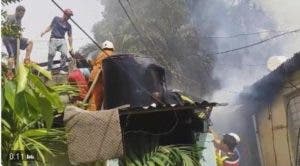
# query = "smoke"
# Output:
<box><xmin>256</xmin><ymin>0</ymin><xmax>300</xmax><ymax>56</ymax></box>
<box><xmin>205</xmin><ymin>0</ymin><xmax>300</xmax><ymax>127</ymax></box>
<box><xmin>77</xmin><ymin>1</ymin><xmax>300</xmax><ymax>165</ymax></box>
<box><xmin>208</xmin><ymin>0</ymin><xmax>300</xmax><ymax>104</ymax></box>
<box><xmin>239</xmin><ymin>52</ymin><xmax>300</xmax><ymax>113</ymax></box>
<box><xmin>189</xmin><ymin>1</ymin><xmax>300</xmax><ymax>165</ymax></box>
<box><xmin>83</xmin><ymin>0</ymin><xmax>223</xmax><ymax>98</ymax></box>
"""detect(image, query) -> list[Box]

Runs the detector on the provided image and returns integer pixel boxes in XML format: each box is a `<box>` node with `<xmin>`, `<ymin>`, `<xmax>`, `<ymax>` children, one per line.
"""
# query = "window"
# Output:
<box><xmin>287</xmin><ymin>95</ymin><xmax>300</xmax><ymax>165</ymax></box>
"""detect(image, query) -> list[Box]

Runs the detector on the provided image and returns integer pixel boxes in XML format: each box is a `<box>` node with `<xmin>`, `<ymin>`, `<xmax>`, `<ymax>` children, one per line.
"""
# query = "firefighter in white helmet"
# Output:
<box><xmin>88</xmin><ymin>40</ymin><xmax>114</xmax><ymax>111</ymax></box>
<box><xmin>211</xmin><ymin>130</ymin><xmax>241</xmax><ymax>166</ymax></box>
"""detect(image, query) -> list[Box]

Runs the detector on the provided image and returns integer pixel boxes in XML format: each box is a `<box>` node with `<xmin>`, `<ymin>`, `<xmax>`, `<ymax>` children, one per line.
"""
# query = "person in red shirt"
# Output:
<box><xmin>68</xmin><ymin>69</ymin><xmax>88</xmax><ymax>101</ymax></box>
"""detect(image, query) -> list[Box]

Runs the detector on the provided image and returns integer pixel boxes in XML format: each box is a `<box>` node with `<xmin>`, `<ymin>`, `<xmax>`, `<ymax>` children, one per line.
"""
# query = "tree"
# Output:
<box><xmin>84</xmin><ymin>0</ymin><xmax>220</xmax><ymax>97</ymax></box>
<box><xmin>1</xmin><ymin>63</ymin><xmax>76</xmax><ymax>165</ymax></box>
<box><xmin>85</xmin><ymin>0</ymin><xmax>278</xmax><ymax>98</ymax></box>
<box><xmin>1</xmin><ymin>0</ymin><xmax>22</xmax><ymax>6</ymax></box>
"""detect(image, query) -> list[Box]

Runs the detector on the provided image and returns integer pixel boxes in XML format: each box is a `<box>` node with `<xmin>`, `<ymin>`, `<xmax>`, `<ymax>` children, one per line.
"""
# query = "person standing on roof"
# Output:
<box><xmin>41</xmin><ymin>9</ymin><xmax>74</xmax><ymax>74</ymax></box>
<box><xmin>2</xmin><ymin>5</ymin><xmax>33</xmax><ymax>66</ymax></box>
<box><xmin>88</xmin><ymin>40</ymin><xmax>114</xmax><ymax>111</ymax></box>
<box><xmin>213</xmin><ymin>132</ymin><xmax>241</xmax><ymax>166</ymax></box>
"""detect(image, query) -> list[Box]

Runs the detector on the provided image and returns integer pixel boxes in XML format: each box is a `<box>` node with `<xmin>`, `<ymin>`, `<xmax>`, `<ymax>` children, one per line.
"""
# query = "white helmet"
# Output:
<box><xmin>228</xmin><ymin>133</ymin><xmax>241</xmax><ymax>143</ymax></box>
<box><xmin>102</xmin><ymin>40</ymin><xmax>114</xmax><ymax>50</ymax></box>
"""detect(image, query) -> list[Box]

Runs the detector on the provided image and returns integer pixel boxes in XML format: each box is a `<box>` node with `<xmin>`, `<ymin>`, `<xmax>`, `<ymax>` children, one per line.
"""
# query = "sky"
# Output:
<box><xmin>2</xmin><ymin>0</ymin><xmax>300</xmax><ymax>63</ymax></box>
<box><xmin>258</xmin><ymin>0</ymin><xmax>300</xmax><ymax>57</ymax></box>
<box><xmin>2</xmin><ymin>0</ymin><xmax>104</xmax><ymax>62</ymax></box>
<box><xmin>259</xmin><ymin>0</ymin><xmax>300</xmax><ymax>29</ymax></box>
<box><xmin>211</xmin><ymin>0</ymin><xmax>300</xmax><ymax>142</ymax></box>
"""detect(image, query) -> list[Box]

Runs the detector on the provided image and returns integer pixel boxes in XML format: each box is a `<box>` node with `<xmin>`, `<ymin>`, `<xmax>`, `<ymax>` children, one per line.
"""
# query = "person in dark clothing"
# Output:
<box><xmin>41</xmin><ymin>9</ymin><xmax>74</xmax><ymax>74</ymax></box>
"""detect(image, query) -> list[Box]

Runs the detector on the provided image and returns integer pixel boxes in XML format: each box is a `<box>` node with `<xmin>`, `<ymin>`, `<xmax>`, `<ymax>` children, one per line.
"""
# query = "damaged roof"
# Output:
<box><xmin>239</xmin><ymin>52</ymin><xmax>300</xmax><ymax>112</ymax></box>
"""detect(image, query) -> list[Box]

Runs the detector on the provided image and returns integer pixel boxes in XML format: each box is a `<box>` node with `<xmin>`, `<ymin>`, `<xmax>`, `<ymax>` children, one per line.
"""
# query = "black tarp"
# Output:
<box><xmin>102</xmin><ymin>54</ymin><xmax>166</xmax><ymax>109</ymax></box>
<box><xmin>102</xmin><ymin>54</ymin><xmax>205</xmax><ymax>148</ymax></box>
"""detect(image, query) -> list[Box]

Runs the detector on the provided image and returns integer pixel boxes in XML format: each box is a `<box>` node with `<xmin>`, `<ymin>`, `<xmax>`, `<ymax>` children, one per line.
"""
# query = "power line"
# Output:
<box><xmin>118</xmin><ymin>0</ymin><xmax>150</xmax><ymax>53</ymax></box>
<box><xmin>215</xmin><ymin>66</ymin><xmax>266</xmax><ymax>70</ymax></box>
<box><xmin>157</xmin><ymin>0</ymin><xmax>298</xmax><ymax>42</ymax></box>
<box><xmin>114</xmin><ymin>0</ymin><xmax>273</xmax><ymax>96</ymax></box>
<box><xmin>51</xmin><ymin>0</ymin><xmax>108</xmax><ymax>55</ymax></box>
<box><xmin>117</xmin><ymin>0</ymin><xmax>204</xmax><ymax>91</ymax></box>
<box><xmin>217</xmin><ymin>63</ymin><xmax>266</xmax><ymax>68</ymax></box>
<box><xmin>117</xmin><ymin>0</ymin><xmax>260</xmax><ymax>97</ymax></box>
<box><xmin>202</xmin><ymin>30</ymin><xmax>286</xmax><ymax>39</ymax></box>
<box><xmin>208</xmin><ymin>28</ymin><xmax>300</xmax><ymax>56</ymax></box>
<box><xmin>118</xmin><ymin>0</ymin><xmax>172</xmax><ymax>68</ymax></box>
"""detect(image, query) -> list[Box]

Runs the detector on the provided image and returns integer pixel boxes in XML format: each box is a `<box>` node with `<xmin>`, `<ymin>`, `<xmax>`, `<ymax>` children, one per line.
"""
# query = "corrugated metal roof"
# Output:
<box><xmin>239</xmin><ymin>52</ymin><xmax>300</xmax><ymax>112</ymax></box>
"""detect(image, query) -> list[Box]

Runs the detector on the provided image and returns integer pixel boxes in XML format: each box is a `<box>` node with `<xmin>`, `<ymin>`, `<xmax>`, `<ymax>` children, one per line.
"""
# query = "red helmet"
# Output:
<box><xmin>63</xmin><ymin>9</ymin><xmax>73</xmax><ymax>16</ymax></box>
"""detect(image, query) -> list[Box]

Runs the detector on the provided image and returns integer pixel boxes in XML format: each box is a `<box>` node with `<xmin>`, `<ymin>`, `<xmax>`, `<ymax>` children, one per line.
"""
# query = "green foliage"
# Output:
<box><xmin>123</xmin><ymin>145</ymin><xmax>204</xmax><ymax>166</ymax></box>
<box><xmin>1</xmin><ymin>21</ymin><xmax>23</xmax><ymax>37</ymax></box>
<box><xmin>1</xmin><ymin>0</ymin><xmax>24</xmax><ymax>38</ymax></box>
<box><xmin>1</xmin><ymin>63</ymin><xmax>70</xmax><ymax>165</ymax></box>
<box><xmin>1</xmin><ymin>0</ymin><xmax>22</xmax><ymax>5</ymax></box>
<box><xmin>120</xmin><ymin>135</ymin><xmax>204</xmax><ymax>166</ymax></box>
<box><xmin>16</xmin><ymin>63</ymin><xmax>29</xmax><ymax>93</ymax></box>
<box><xmin>1</xmin><ymin>10</ymin><xmax>23</xmax><ymax>38</ymax></box>
<box><xmin>30</xmin><ymin>63</ymin><xmax>52</xmax><ymax>80</ymax></box>
<box><xmin>51</xmin><ymin>84</ymin><xmax>79</xmax><ymax>96</ymax></box>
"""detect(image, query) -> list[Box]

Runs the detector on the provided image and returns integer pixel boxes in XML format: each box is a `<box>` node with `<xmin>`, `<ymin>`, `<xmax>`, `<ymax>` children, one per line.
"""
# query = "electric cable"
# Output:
<box><xmin>202</xmin><ymin>30</ymin><xmax>287</xmax><ymax>39</ymax></box>
<box><xmin>118</xmin><ymin>0</ymin><xmax>172</xmax><ymax>69</ymax></box>
<box><xmin>50</xmin><ymin>0</ymin><xmax>167</xmax><ymax>105</ymax></box>
<box><xmin>51</xmin><ymin>0</ymin><xmax>109</xmax><ymax>56</ymax></box>
<box><xmin>208</xmin><ymin>28</ymin><xmax>300</xmax><ymax>56</ymax></box>
<box><xmin>117</xmin><ymin>0</ymin><xmax>209</xmax><ymax>92</ymax></box>
<box><xmin>118</xmin><ymin>0</ymin><xmax>222</xmax><ymax>94</ymax></box>
<box><xmin>118</xmin><ymin>0</ymin><xmax>151</xmax><ymax>55</ymax></box>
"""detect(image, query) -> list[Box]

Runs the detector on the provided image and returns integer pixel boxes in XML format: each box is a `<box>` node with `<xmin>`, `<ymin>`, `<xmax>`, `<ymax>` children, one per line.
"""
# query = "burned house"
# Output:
<box><xmin>64</xmin><ymin>54</ymin><xmax>218</xmax><ymax>165</ymax></box>
<box><xmin>238</xmin><ymin>52</ymin><xmax>300</xmax><ymax>166</ymax></box>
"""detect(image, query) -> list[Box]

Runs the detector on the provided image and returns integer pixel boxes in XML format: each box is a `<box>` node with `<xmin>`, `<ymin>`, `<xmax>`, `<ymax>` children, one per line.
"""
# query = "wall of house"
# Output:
<box><xmin>284</xmin><ymin>71</ymin><xmax>300</xmax><ymax>166</ymax></box>
<box><xmin>286</xmin><ymin>93</ymin><xmax>300</xmax><ymax>165</ymax></box>
<box><xmin>255</xmin><ymin>71</ymin><xmax>300</xmax><ymax>166</ymax></box>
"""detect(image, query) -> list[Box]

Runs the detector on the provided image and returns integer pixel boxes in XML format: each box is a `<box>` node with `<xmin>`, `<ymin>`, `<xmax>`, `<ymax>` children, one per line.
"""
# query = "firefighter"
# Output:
<box><xmin>213</xmin><ymin>132</ymin><xmax>241</xmax><ymax>166</ymax></box>
<box><xmin>87</xmin><ymin>40</ymin><xmax>114</xmax><ymax>111</ymax></box>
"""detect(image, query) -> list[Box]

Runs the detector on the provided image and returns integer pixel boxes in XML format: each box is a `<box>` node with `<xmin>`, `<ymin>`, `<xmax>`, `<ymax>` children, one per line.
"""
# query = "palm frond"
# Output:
<box><xmin>123</xmin><ymin>144</ymin><xmax>203</xmax><ymax>166</ymax></box>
